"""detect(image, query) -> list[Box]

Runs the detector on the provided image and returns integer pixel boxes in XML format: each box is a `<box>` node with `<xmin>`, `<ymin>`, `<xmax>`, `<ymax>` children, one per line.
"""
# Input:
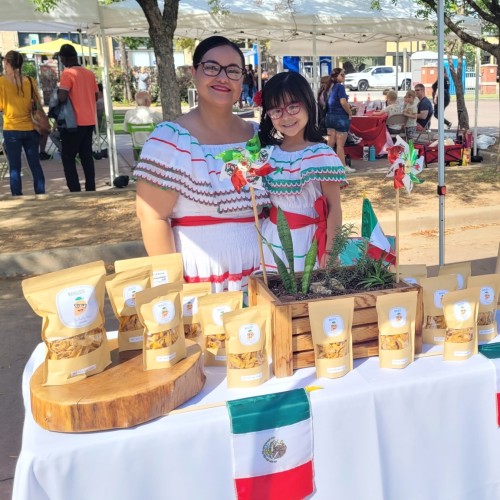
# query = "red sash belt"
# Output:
<box><xmin>269</xmin><ymin>196</ymin><xmax>328</xmax><ymax>262</ymax></box>
<box><xmin>170</xmin><ymin>216</ymin><xmax>254</xmax><ymax>227</ymax></box>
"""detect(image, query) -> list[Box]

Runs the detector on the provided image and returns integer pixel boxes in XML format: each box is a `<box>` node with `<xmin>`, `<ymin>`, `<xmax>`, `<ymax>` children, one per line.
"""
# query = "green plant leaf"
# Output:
<box><xmin>277</xmin><ymin>208</ymin><xmax>295</xmax><ymax>276</ymax></box>
<box><xmin>301</xmin><ymin>239</ymin><xmax>318</xmax><ymax>294</ymax></box>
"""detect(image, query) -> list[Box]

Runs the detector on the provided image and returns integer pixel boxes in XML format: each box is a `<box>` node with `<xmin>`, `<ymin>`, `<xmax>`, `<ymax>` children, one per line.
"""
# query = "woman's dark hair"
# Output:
<box><xmin>259</xmin><ymin>71</ymin><xmax>325</xmax><ymax>146</ymax></box>
<box><xmin>4</xmin><ymin>50</ymin><xmax>24</xmax><ymax>96</ymax></box>
<box><xmin>192</xmin><ymin>36</ymin><xmax>245</xmax><ymax>68</ymax></box>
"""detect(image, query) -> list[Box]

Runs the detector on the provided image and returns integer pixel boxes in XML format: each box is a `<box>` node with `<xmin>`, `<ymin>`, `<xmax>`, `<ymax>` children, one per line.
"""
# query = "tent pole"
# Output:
<box><xmin>395</xmin><ymin>38</ymin><xmax>399</xmax><ymax>94</ymax></box>
<box><xmin>473</xmin><ymin>45</ymin><xmax>480</xmax><ymax>157</ymax></box>
<box><xmin>437</xmin><ymin>0</ymin><xmax>445</xmax><ymax>267</ymax></box>
<box><xmin>256</xmin><ymin>40</ymin><xmax>262</xmax><ymax>91</ymax></box>
<box><xmin>312</xmin><ymin>30</ymin><xmax>318</xmax><ymax>94</ymax></box>
<box><xmin>97</xmin><ymin>27</ymin><xmax>119</xmax><ymax>185</ymax></box>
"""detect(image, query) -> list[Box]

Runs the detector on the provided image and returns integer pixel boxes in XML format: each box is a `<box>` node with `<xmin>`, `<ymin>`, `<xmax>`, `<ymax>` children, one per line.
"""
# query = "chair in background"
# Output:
<box><xmin>415</xmin><ymin>120</ymin><xmax>433</xmax><ymax>143</ymax></box>
<box><xmin>386</xmin><ymin>114</ymin><xmax>407</xmax><ymax>142</ymax></box>
<box><xmin>93</xmin><ymin>114</ymin><xmax>108</xmax><ymax>152</ymax></box>
<box><xmin>128</xmin><ymin>123</ymin><xmax>156</xmax><ymax>161</ymax></box>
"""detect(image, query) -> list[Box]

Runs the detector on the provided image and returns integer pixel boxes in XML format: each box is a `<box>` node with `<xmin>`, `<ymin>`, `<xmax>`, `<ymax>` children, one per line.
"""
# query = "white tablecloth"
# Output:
<box><xmin>13</xmin><ymin>334</ymin><xmax>500</xmax><ymax>500</ymax></box>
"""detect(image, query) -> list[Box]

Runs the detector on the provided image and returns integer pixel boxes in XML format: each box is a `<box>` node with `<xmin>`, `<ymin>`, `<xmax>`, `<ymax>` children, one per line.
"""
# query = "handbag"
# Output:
<box><xmin>28</xmin><ymin>77</ymin><xmax>51</xmax><ymax>135</ymax></box>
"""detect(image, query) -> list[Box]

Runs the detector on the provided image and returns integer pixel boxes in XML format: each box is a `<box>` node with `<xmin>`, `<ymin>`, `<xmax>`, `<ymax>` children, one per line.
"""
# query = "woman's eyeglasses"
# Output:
<box><xmin>266</xmin><ymin>102</ymin><xmax>302</xmax><ymax>120</ymax></box>
<box><xmin>197</xmin><ymin>61</ymin><xmax>244</xmax><ymax>81</ymax></box>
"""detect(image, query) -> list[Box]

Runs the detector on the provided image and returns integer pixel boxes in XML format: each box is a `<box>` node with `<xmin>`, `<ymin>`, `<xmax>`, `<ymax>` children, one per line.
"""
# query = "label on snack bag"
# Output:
<box><xmin>479</xmin><ymin>286</ymin><xmax>494</xmax><ymax>306</ymax></box>
<box><xmin>454</xmin><ymin>349</ymin><xmax>471</xmax><ymax>357</ymax></box>
<box><xmin>153</xmin><ymin>300</ymin><xmax>175</xmax><ymax>324</ymax></box>
<box><xmin>215</xmin><ymin>355</ymin><xmax>227</xmax><ymax>361</ymax></box>
<box><xmin>434</xmin><ymin>336</ymin><xmax>445</xmax><ymax>342</ymax></box>
<box><xmin>183</xmin><ymin>296</ymin><xmax>198</xmax><ymax>317</ymax></box>
<box><xmin>128</xmin><ymin>336</ymin><xmax>143</xmax><ymax>344</ymax></box>
<box><xmin>456</xmin><ymin>274</ymin><xmax>465</xmax><ymax>289</ymax></box>
<box><xmin>123</xmin><ymin>285</ymin><xmax>143</xmax><ymax>307</ymax></box>
<box><xmin>392</xmin><ymin>358</ymin><xmax>408</xmax><ymax>366</ymax></box>
<box><xmin>326</xmin><ymin>366</ymin><xmax>346</xmax><ymax>374</ymax></box>
<box><xmin>241</xmin><ymin>373</ymin><xmax>263</xmax><ymax>382</ymax></box>
<box><xmin>212</xmin><ymin>305</ymin><xmax>231</xmax><ymax>326</ymax></box>
<box><xmin>239</xmin><ymin>323</ymin><xmax>260</xmax><ymax>345</ymax></box>
<box><xmin>479</xmin><ymin>327</ymin><xmax>495</xmax><ymax>335</ymax></box>
<box><xmin>434</xmin><ymin>289</ymin><xmax>448</xmax><ymax>308</ymax></box>
<box><xmin>57</xmin><ymin>285</ymin><xmax>99</xmax><ymax>328</ymax></box>
<box><xmin>389</xmin><ymin>307</ymin><xmax>407</xmax><ymax>328</ymax></box>
<box><xmin>403</xmin><ymin>277</ymin><xmax>418</xmax><ymax>285</ymax></box>
<box><xmin>453</xmin><ymin>301</ymin><xmax>472</xmax><ymax>321</ymax></box>
<box><xmin>323</xmin><ymin>315</ymin><xmax>344</xmax><ymax>337</ymax></box>
<box><xmin>152</xmin><ymin>270</ymin><xmax>169</xmax><ymax>287</ymax></box>
<box><xmin>157</xmin><ymin>352</ymin><xmax>176</xmax><ymax>363</ymax></box>
<box><xmin>70</xmin><ymin>364</ymin><xmax>97</xmax><ymax>378</ymax></box>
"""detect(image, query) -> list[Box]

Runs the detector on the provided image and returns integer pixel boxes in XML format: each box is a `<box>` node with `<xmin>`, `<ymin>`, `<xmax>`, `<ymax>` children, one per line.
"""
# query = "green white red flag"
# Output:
<box><xmin>361</xmin><ymin>198</ymin><xmax>396</xmax><ymax>264</ymax></box>
<box><xmin>226</xmin><ymin>388</ymin><xmax>314</xmax><ymax>500</ymax></box>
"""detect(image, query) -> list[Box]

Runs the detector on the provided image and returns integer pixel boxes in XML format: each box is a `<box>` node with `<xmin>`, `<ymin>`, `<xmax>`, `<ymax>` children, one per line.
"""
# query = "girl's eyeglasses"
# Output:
<box><xmin>197</xmin><ymin>61</ymin><xmax>244</xmax><ymax>81</ymax></box>
<box><xmin>266</xmin><ymin>102</ymin><xmax>301</xmax><ymax>120</ymax></box>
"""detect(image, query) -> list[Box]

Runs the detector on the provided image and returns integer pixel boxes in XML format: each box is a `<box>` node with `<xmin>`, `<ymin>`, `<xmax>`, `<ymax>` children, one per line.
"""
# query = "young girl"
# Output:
<box><xmin>402</xmin><ymin>90</ymin><xmax>418</xmax><ymax>140</ymax></box>
<box><xmin>259</xmin><ymin>72</ymin><xmax>348</xmax><ymax>273</ymax></box>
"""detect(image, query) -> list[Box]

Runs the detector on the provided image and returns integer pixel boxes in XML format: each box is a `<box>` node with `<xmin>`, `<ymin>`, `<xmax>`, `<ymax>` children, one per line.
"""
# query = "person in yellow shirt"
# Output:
<box><xmin>0</xmin><ymin>51</ymin><xmax>45</xmax><ymax>195</ymax></box>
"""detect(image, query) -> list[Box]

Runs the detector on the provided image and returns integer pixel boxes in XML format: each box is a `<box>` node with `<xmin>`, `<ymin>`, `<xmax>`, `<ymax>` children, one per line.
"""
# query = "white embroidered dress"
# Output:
<box><xmin>133</xmin><ymin>122</ymin><xmax>270</xmax><ymax>293</ymax></box>
<box><xmin>261</xmin><ymin>143</ymin><xmax>347</xmax><ymax>272</ymax></box>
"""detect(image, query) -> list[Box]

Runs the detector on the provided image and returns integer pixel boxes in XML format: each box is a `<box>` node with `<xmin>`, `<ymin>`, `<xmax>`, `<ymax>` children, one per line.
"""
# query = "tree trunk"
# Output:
<box><xmin>447</xmin><ymin>53</ymin><xmax>469</xmax><ymax>131</ymax></box>
<box><xmin>118</xmin><ymin>38</ymin><xmax>133</xmax><ymax>103</ymax></box>
<box><xmin>135</xmin><ymin>0</ymin><xmax>181</xmax><ymax>120</ymax></box>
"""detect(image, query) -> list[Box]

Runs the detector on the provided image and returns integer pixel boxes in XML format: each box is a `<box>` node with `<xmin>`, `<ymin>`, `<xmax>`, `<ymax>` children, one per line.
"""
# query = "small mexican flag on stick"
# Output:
<box><xmin>361</xmin><ymin>197</ymin><xmax>396</xmax><ymax>265</ymax></box>
<box><xmin>226</xmin><ymin>388</ymin><xmax>314</xmax><ymax>500</ymax></box>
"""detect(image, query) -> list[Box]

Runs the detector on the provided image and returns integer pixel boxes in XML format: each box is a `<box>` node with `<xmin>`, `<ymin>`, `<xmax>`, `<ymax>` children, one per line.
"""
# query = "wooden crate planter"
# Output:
<box><xmin>249</xmin><ymin>276</ymin><xmax>423</xmax><ymax>378</ymax></box>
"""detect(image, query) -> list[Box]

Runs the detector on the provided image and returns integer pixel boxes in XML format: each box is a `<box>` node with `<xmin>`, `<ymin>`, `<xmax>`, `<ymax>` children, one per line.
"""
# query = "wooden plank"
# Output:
<box><xmin>272</xmin><ymin>303</ymin><xmax>293</xmax><ymax>378</ymax></box>
<box><xmin>30</xmin><ymin>341</ymin><xmax>205</xmax><ymax>433</ymax></box>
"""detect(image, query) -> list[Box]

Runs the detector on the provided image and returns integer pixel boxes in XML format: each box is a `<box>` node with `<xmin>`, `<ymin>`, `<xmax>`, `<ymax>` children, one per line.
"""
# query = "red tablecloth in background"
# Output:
<box><xmin>345</xmin><ymin>115</ymin><xmax>390</xmax><ymax>159</ymax></box>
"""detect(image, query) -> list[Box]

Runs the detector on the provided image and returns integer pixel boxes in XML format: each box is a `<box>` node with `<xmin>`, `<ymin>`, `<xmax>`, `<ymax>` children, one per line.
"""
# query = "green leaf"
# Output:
<box><xmin>216</xmin><ymin>149</ymin><xmax>238</xmax><ymax>162</ymax></box>
<box><xmin>276</xmin><ymin>207</ymin><xmax>295</xmax><ymax>277</ymax></box>
<box><xmin>301</xmin><ymin>239</ymin><xmax>318</xmax><ymax>294</ymax></box>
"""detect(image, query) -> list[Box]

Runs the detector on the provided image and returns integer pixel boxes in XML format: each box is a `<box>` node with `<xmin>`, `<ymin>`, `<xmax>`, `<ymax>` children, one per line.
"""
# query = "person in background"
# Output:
<box><xmin>324</xmin><ymin>67</ymin><xmax>356</xmax><ymax>173</ymax></box>
<box><xmin>57</xmin><ymin>43</ymin><xmax>99</xmax><ymax>192</ymax></box>
<box><xmin>382</xmin><ymin>88</ymin><xmax>391</xmax><ymax>106</ymax></box>
<box><xmin>415</xmin><ymin>83</ymin><xmax>433</xmax><ymax>130</ymax></box>
<box><xmin>402</xmin><ymin>89</ymin><xmax>418</xmax><ymax>140</ymax></box>
<box><xmin>241</xmin><ymin>64</ymin><xmax>255</xmax><ymax>107</ymax></box>
<box><xmin>0</xmin><ymin>50</ymin><xmax>45</xmax><ymax>195</ymax></box>
<box><xmin>133</xmin><ymin>36</ymin><xmax>270</xmax><ymax>294</ymax></box>
<box><xmin>134</xmin><ymin>66</ymin><xmax>150</xmax><ymax>92</ymax></box>
<box><xmin>123</xmin><ymin>91</ymin><xmax>162</xmax><ymax>147</ymax></box>
<box><xmin>372</xmin><ymin>90</ymin><xmax>403</xmax><ymax>135</ymax></box>
<box><xmin>432</xmin><ymin>69</ymin><xmax>452</xmax><ymax>129</ymax></box>
<box><xmin>259</xmin><ymin>71</ymin><xmax>347</xmax><ymax>271</ymax></box>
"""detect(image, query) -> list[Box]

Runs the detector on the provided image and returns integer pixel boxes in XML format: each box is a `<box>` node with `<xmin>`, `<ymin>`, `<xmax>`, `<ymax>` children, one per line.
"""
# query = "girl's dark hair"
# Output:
<box><xmin>259</xmin><ymin>71</ymin><xmax>325</xmax><ymax>146</ymax></box>
<box><xmin>4</xmin><ymin>50</ymin><xmax>24</xmax><ymax>96</ymax></box>
<box><xmin>325</xmin><ymin>67</ymin><xmax>343</xmax><ymax>95</ymax></box>
<box><xmin>192</xmin><ymin>36</ymin><xmax>245</xmax><ymax>68</ymax></box>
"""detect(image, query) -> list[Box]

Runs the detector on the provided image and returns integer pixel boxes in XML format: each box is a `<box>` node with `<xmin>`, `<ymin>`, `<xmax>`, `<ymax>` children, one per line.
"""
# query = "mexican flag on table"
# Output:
<box><xmin>361</xmin><ymin>197</ymin><xmax>396</xmax><ymax>265</ymax></box>
<box><xmin>478</xmin><ymin>343</ymin><xmax>500</xmax><ymax>426</ymax></box>
<box><xmin>226</xmin><ymin>388</ymin><xmax>314</xmax><ymax>500</ymax></box>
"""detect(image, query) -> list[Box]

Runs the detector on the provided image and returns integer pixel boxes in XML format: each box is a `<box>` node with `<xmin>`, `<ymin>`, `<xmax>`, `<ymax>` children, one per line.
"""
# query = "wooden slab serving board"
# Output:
<box><xmin>30</xmin><ymin>340</ymin><xmax>206</xmax><ymax>433</ymax></box>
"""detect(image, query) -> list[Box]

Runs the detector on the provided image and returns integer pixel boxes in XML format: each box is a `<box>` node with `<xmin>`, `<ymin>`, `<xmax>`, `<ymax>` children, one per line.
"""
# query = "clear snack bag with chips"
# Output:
<box><xmin>135</xmin><ymin>283</ymin><xmax>186</xmax><ymax>370</ymax></box>
<box><xmin>181</xmin><ymin>283</ymin><xmax>212</xmax><ymax>345</ymax></box>
<box><xmin>223</xmin><ymin>305</ymin><xmax>270</xmax><ymax>388</ymax></box>
<box><xmin>467</xmin><ymin>274</ymin><xmax>500</xmax><ymax>341</ymax></box>
<box><xmin>199</xmin><ymin>291</ymin><xmax>243</xmax><ymax>367</ymax></box>
<box><xmin>420</xmin><ymin>275</ymin><xmax>458</xmax><ymax>345</ymax></box>
<box><xmin>308</xmin><ymin>297</ymin><xmax>354</xmax><ymax>379</ymax></box>
<box><xmin>442</xmin><ymin>287</ymin><xmax>480</xmax><ymax>361</ymax></box>
<box><xmin>22</xmin><ymin>261</ymin><xmax>111</xmax><ymax>386</ymax></box>
<box><xmin>105</xmin><ymin>266</ymin><xmax>151</xmax><ymax>351</ymax></box>
<box><xmin>376</xmin><ymin>291</ymin><xmax>418</xmax><ymax>369</ymax></box>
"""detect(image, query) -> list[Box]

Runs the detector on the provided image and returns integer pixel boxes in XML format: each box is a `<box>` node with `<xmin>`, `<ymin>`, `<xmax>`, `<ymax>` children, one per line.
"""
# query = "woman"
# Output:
<box><xmin>0</xmin><ymin>51</ymin><xmax>45</xmax><ymax>196</ymax></box>
<box><xmin>134</xmin><ymin>36</ymin><xmax>270</xmax><ymax>294</ymax></box>
<box><xmin>324</xmin><ymin>68</ymin><xmax>355</xmax><ymax>173</ymax></box>
<box><xmin>432</xmin><ymin>69</ymin><xmax>452</xmax><ymax>129</ymax></box>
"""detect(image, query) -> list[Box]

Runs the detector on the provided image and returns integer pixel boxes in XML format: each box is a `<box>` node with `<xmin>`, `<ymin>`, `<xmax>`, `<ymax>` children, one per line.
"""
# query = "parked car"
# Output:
<box><xmin>344</xmin><ymin>66</ymin><xmax>412</xmax><ymax>91</ymax></box>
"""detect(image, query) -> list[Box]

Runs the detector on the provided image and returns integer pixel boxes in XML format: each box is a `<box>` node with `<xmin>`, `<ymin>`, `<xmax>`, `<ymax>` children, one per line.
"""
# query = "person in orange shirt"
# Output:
<box><xmin>57</xmin><ymin>44</ymin><xmax>99</xmax><ymax>192</ymax></box>
<box><xmin>0</xmin><ymin>51</ymin><xmax>45</xmax><ymax>196</ymax></box>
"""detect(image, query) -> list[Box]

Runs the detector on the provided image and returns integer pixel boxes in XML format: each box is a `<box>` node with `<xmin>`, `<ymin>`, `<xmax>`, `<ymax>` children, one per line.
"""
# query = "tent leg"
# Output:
<box><xmin>437</xmin><ymin>0</ymin><xmax>445</xmax><ymax>267</ymax></box>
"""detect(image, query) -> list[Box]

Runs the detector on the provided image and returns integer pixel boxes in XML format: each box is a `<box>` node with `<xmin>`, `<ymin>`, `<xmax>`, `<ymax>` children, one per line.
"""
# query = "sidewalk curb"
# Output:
<box><xmin>0</xmin><ymin>241</ymin><xmax>147</xmax><ymax>277</ymax></box>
